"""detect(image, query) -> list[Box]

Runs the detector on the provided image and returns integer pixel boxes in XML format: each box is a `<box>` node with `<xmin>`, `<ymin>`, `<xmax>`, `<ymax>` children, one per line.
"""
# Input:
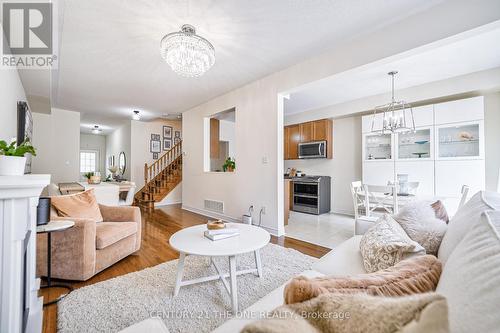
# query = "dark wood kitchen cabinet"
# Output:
<box><xmin>285</xmin><ymin>124</ymin><xmax>301</xmax><ymax>160</ymax></box>
<box><xmin>299</xmin><ymin>122</ymin><xmax>314</xmax><ymax>142</ymax></box>
<box><xmin>284</xmin><ymin>119</ymin><xmax>333</xmax><ymax>160</ymax></box>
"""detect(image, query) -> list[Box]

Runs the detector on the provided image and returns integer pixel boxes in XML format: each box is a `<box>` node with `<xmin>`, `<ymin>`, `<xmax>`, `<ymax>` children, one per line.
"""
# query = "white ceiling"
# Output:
<box><xmin>284</xmin><ymin>23</ymin><xmax>500</xmax><ymax>115</ymax></box>
<box><xmin>50</xmin><ymin>0</ymin><xmax>445</xmax><ymax>130</ymax></box>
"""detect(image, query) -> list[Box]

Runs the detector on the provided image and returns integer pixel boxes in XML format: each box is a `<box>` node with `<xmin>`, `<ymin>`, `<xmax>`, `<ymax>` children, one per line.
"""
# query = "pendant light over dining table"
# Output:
<box><xmin>371</xmin><ymin>71</ymin><xmax>416</xmax><ymax>134</ymax></box>
<box><xmin>160</xmin><ymin>24</ymin><xmax>215</xmax><ymax>77</ymax></box>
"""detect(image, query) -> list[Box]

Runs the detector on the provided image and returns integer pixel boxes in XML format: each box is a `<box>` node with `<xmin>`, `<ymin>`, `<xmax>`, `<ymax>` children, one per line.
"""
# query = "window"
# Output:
<box><xmin>80</xmin><ymin>150</ymin><xmax>98</xmax><ymax>174</ymax></box>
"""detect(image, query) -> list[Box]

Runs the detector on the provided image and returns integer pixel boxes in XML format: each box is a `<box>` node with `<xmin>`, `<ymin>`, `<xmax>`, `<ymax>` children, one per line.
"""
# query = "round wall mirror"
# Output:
<box><xmin>118</xmin><ymin>152</ymin><xmax>126</xmax><ymax>175</ymax></box>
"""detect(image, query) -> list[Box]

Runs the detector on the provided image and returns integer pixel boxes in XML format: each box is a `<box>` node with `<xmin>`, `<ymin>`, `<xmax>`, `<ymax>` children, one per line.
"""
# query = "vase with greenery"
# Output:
<box><xmin>0</xmin><ymin>139</ymin><xmax>36</xmax><ymax>176</ymax></box>
<box><xmin>222</xmin><ymin>157</ymin><xmax>235</xmax><ymax>172</ymax></box>
<box><xmin>83</xmin><ymin>172</ymin><xmax>94</xmax><ymax>184</ymax></box>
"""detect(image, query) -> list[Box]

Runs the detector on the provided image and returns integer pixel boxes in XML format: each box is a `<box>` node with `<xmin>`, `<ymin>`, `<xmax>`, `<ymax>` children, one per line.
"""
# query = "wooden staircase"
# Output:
<box><xmin>134</xmin><ymin>141</ymin><xmax>182</xmax><ymax>210</ymax></box>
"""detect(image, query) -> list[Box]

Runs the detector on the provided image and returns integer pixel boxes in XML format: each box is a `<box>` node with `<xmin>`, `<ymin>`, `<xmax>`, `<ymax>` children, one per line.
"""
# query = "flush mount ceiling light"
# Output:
<box><xmin>160</xmin><ymin>24</ymin><xmax>215</xmax><ymax>77</ymax></box>
<box><xmin>371</xmin><ymin>71</ymin><xmax>415</xmax><ymax>134</ymax></box>
<box><xmin>132</xmin><ymin>110</ymin><xmax>141</xmax><ymax>120</ymax></box>
<box><xmin>92</xmin><ymin>125</ymin><xmax>102</xmax><ymax>134</ymax></box>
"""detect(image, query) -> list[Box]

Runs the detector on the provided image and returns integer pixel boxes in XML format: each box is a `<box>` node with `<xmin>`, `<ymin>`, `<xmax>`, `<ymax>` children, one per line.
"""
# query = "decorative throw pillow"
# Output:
<box><xmin>284</xmin><ymin>255</ymin><xmax>442</xmax><ymax>304</ymax></box>
<box><xmin>360</xmin><ymin>214</ymin><xmax>425</xmax><ymax>273</ymax></box>
<box><xmin>241</xmin><ymin>292</ymin><xmax>449</xmax><ymax>333</ymax></box>
<box><xmin>436</xmin><ymin>211</ymin><xmax>500</xmax><ymax>333</ymax></box>
<box><xmin>394</xmin><ymin>201</ymin><xmax>448</xmax><ymax>255</ymax></box>
<box><xmin>438</xmin><ymin>191</ymin><xmax>500</xmax><ymax>263</ymax></box>
<box><xmin>431</xmin><ymin>200</ymin><xmax>449</xmax><ymax>223</ymax></box>
<box><xmin>51</xmin><ymin>189</ymin><xmax>104</xmax><ymax>223</ymax></box>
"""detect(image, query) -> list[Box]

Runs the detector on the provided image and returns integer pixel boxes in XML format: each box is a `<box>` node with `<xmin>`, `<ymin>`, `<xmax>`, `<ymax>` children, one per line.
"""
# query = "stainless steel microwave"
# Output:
<box><xmin>298</xmin><ymin>141</ymin><xmax>327</xmax><ymax>159</ymax></box>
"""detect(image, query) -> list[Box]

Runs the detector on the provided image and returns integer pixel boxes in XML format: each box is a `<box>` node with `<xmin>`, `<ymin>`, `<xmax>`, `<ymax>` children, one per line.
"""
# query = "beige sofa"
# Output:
<box><xmin>214</xmin><ymin>191</ymin><xmax>500</xmax><ymax>333</ymax></box>
<box><xmin>37</xmin><ymin>204</ymin><xmax>142</xmax><ymax>281</ymax></box>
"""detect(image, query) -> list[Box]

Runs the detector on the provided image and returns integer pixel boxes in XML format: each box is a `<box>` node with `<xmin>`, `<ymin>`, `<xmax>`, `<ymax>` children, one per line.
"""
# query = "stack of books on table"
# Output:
<box><xmin>204</xmin><ymin>228</ymin><xmax>240</xmax><ymax>241</ymax></box>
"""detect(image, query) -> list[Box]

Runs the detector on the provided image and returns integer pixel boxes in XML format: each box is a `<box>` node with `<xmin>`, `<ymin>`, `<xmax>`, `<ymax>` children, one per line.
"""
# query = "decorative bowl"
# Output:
<box><xmin>207</xmin><ymin>220</ymin><xmax>225</xmax><ymax>230</ymax></box>
<box><xmin>414</xmin><ymin>140</ymin><xmax>429</xmax><ymax>145</ymax></box>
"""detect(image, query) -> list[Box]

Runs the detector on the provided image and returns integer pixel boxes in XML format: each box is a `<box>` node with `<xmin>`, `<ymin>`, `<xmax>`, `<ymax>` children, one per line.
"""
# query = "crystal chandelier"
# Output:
<box><xmin>371</xmin><ymin>71</ymin><xmax>415</xmax><ymax>134</ymax></box>
<box><xmin>160</xmin><ymin>24</ymin><xmax>215</xmax><ymax>77</ymax></box>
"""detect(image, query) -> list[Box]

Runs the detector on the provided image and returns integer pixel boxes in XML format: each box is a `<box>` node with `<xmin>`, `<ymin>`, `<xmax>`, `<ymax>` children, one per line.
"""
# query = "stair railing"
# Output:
<box><xmin>144</xmin><ymin>140</ymin><xmax>182</xmax><ymax>188</ymax></box>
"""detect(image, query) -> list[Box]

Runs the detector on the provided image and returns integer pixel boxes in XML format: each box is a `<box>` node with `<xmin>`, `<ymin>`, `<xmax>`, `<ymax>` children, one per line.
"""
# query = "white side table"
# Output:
<box><xmin>169</xmin><ymin>223</ymin><xmax>270</xmax><ymax>313</ymax></box>
<box><xmin>37</xmin><ymin>220</ymin><xmax>75</xmax><ymax>306</ymax></box>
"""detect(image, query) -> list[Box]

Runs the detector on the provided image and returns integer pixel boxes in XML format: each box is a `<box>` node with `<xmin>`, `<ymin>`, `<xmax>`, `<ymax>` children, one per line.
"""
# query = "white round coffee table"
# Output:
<box><xmin>169</xmin><ymin>223</ymin><xmax>270</xmax><ymax>313</ymax></box>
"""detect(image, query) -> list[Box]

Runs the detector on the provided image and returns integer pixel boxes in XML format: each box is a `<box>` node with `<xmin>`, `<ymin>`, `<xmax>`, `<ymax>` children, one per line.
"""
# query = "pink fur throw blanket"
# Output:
<box><xmin>284</xmin><ymin>255</ymin><xmax>441</xmax><ymax>305</ymax></box>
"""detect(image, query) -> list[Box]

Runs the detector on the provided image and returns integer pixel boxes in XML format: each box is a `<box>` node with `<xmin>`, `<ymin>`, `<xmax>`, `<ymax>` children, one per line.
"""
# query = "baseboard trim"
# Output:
<box><xmin>181</xmin><ymin>205</ymin><xmax>280</xmax><ymax>237</ymax></box>
<box><xmin>155</xmin><ymin>201</ymin><xmax>182</xmax><ymax>207</ymax></box>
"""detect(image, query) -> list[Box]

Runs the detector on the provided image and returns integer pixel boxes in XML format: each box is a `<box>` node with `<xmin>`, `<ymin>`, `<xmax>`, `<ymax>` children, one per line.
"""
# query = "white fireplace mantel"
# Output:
<box><xmin>0</xmin><ymin>174</ymin><xmax>50</xmax><ymax>333</ymax></box>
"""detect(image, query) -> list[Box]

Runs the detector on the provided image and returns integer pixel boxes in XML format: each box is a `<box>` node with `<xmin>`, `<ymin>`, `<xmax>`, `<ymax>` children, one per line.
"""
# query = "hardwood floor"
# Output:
<box><xmin>41</xmin><ymin>204</ymin><xmax>330</xmax><ymax>333</ymax></box>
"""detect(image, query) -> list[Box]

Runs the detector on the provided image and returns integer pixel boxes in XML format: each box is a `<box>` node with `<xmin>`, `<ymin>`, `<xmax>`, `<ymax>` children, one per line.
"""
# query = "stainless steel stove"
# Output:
<box><xmin>292</xmin><ymin>175</ymin><xmax>331</xmax><ymax>215</ymax></box>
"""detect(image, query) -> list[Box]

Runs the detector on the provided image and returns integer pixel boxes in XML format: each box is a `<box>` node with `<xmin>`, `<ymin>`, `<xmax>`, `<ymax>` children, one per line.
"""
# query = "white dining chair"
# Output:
<box><xmin>350</xmin><ymin>181</ymin><xmax>367</xmax><ymax>219</ymax></box>
<box><xmin>364</xmin><ymin>184</ymin><xmax>399</xmax><ymax>215</ymax></box>
<box><xmin>351</xmin><ymin>181</ymin><xmax>380</xmax><ymax>235</ymax></box>
<box><xmin>458</xmin><ymin>185</ymin><xmax>469</xmax><ymax>209</ymax></box>
<box><xmin>497</xmin><ymin>169</ymin><xmax>500</xmax><ymax>193</ymax></box>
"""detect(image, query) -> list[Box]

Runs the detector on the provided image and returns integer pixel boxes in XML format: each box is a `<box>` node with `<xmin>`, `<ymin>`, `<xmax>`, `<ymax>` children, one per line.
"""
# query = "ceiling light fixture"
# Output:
<box><xmin>92</xmin><ymin>125</ymin><xmax>102</xmax><ymax>134</ymax></box>
<box><xmin>371</xmin><ymin>71</ymin><xmax>415</xmax><ymax>134</ymax></box>
<box><xmin>160</xmin><ymin>24</ymin><xmax>215</xmax><ymax>77</ymax></box>
<box><xmin>132</xmin><ymin>110</ymin><xmax>141</xmax><ymax>120</ymax></box>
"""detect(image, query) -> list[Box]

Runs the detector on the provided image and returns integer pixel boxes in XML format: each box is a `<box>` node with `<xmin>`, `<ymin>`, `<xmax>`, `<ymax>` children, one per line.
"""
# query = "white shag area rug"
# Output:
<box><xmin>58</xmin><ymin>243</ymin><xmax>317</xmax><ymax>333</ymax></box>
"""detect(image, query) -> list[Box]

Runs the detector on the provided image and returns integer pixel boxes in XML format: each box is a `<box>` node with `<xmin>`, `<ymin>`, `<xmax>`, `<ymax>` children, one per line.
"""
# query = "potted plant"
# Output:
<box><xmin>0</xmin><ymin>139</ymin><xmax>36</xmax><ymax>176</ymax></box>
<box><xmin>83</xmin><ymin>172</ymin><xmax>94</xmax><ymax>184</ymax></box>
<box><xmin>222</xmin><ymin>157</ymin><xmax>236</xmax><ymax>172</ymax></box>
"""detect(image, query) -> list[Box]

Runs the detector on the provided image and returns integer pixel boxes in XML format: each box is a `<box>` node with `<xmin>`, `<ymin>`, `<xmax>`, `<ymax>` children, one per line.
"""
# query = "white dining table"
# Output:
<box><xmin>359</xmin><ymin>192</ymin><xmax>462</xmax><ymax>216</ymax></box>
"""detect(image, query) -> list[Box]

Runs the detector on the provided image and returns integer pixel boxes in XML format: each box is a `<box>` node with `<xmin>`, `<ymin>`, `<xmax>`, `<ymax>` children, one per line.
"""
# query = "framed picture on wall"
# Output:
<box><xmin>163</xmin><ymin>126</ymin><xmax>172</xmax><ymax>139</ymax></box>
<box><xmin>150</xmin><ymin>140</ymin><xmax>161</xmax><ymax>153</ymax></box>
<box><xmin>174</xmin><ymin>131</ymin><xmax>181</xmax><ymax>138</ymax></box>
<box><xmin>174</xmin><ymin>137</ymin><xmax>180</xmax><ymax>145</ymax></box>
<box><xmin>163</xmin><ymin>139</ymin><xmax>172</xmax><ymax>151</ymax></box>
<box><xmin>153</xmin><ymin>153</ymin><xmax>158</xmax><ymax>159</ymax></box>
<box><xmin>151</xmin><ymin>133</ymin><xmax>160</xmax><ymax>141</ymax></box>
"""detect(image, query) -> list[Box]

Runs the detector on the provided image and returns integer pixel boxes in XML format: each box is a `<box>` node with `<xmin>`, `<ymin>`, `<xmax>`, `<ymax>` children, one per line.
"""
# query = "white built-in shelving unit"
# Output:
<box><xmin>362</xmin><ymin>96</ymin><xmax>485</xmax><ymax>197</ymax></box>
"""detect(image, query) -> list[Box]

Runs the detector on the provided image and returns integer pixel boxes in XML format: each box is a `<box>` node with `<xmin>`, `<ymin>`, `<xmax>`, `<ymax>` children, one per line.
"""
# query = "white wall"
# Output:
<box><xmin>484</xmin><ymin>91</ymin><xmax>500</xmax><ymax>191</ymax></box>
<box><xmin>106</xmin><ymin>122</ymin><xmax>131</xmax><ymax>180</ymax></box>
<box><xmin>80</xmin><ymin>133</ymin><xmax>107</xmax><ymax>177</ymax></box>
<box><xmin>0</xmin><ymin>68</ymin><xmax>27</xmax><ymax>141</ymax></box>
<box><xmin>130</xmin><ymin>119</ymin><xmax>182</xmax><ymax>202</ymax></box>
<box><xmin>182</xmin><ymin>0</ymin><xmax>500</xmax><ymax>236</ymax></box>
<box><xmin>31</xmin><ymin>108</ymin><xmax>81</xmax><ymax>183</ymax></box>
<box><xmin>284</xmin><ymin>116</ymin><xmax>362</xmax><ymax>215</ymax></box>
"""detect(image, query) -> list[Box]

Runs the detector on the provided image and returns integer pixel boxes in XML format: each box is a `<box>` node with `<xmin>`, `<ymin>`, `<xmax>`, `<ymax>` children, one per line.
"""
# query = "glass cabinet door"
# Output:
<box><xmin>437</xmin><ymin>122</ymin><xmax>481</xmax><ymax>159</ymax></box>
<box><xmin>365</xmin><ymin>133</ymin><xmax>392</xmax><ymax>160</ymax></box>
<box><xmin>397</xmin><ymin>128</ymin><xmax>432</xmax><ymax>160</ymax></box>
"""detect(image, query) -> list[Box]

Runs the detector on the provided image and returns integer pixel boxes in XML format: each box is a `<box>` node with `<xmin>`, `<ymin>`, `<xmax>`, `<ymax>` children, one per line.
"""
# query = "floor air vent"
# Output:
<box><xmin>204</xmin><ymin>199</ymin><xmax>224</xmax><ymax>213</ymax></box>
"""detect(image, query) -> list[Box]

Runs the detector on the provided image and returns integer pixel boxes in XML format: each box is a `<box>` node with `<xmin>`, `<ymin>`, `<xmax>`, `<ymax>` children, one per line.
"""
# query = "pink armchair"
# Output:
<box><xmin>37</xmin><ymin>204</ymin><xmax>141</xmax><ymax>281</ymax></box>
